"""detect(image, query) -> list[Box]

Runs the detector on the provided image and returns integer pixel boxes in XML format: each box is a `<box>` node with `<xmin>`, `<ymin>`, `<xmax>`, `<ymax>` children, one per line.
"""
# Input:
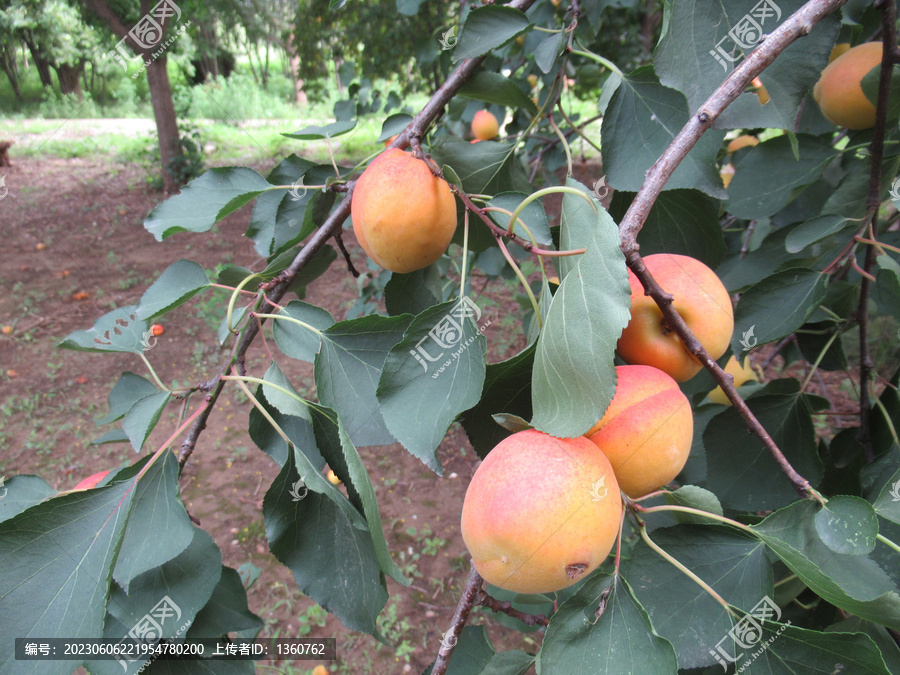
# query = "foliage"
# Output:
<box><xmin>4</xmin><ymin>0</ymin><xmax>900</xmax><ymax>674</ymax></box>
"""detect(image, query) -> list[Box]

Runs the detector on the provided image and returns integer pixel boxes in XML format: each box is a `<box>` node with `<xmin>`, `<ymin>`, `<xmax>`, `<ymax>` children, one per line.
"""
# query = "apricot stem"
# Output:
<box><xmin>637</xmin><ymin>504</ymin><xmax>756</xmax><ymax>536</ymax></box>
<box><xmin>876</xmin><ymin>534</ymin><xmax>900</xmax><ymax>556</ymax></box>
<box><xmin>548</xmin><ymin>114</ymin><xmax>573</xmax><ymax>176</ymax></box>
<box><xmin>638</xmin><ymin>523</ymin><xmax>738</xmax><ymax>619</ymax></box>
<box><xmin>506</xmin><ymin>186</ymin><xmax>597</xmax><ymax>237</ymax></box>
<box><xmin>227</xmin><ymin>367</ymin><xmax>296</xmax><ymax>451</ymax></box>
<box><xmin>227</xmin><ymin>274</ymin><xmax>262</xmax><ymax>335</ymax></box>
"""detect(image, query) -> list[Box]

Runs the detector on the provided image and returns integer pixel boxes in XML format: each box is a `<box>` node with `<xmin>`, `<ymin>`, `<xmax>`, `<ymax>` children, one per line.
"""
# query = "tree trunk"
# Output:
<box><xmin>147</xmin><ymin>55</ymin><xmax>181</xmax><ymax>194</ymax></box>
<box><xmin>23</xmin><ymin>35</ymin><xmax>53</xmax><ymax>88</ymax></box>
<box><xmin>286</xmin><ymin>30</ymin><xmax>306</xmax><ymax>106</ymax></box>
<box><xmin>55</xmin><ymin>63</ymin><xmax>83</xmax><ymax>99</ymax></box>
<box><xmin>0</xmin><ymin>50</ymin><xmax>22</xmax><ymax>100</ymax></box>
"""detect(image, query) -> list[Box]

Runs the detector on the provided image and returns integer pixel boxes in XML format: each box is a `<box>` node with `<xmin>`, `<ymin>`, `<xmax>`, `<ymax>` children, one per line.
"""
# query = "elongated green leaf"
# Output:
<box><xmin>97</xmin><ymin>372</ymin><xmax>159</xmax><ymax>425</ymax></box>
<box><xmin>379</xmin><ymin>113</ymin><xmax>413</xmax><ymax>142</ymax></box>
<box><xmin>705</xmin><ymin>379</ymin><xmax>825</xmax><ymax>511</ymax></box>
<box><xmin>537</xmin><ymin>574</ymin><xmax>678</xmax><ymax>673</ymax></box>
<box><xmin>135</xmin><ymin>260</ymin><xmax>210</xmax><ymax>320</ymax></box>
<box><xmin>247</xmin><ymin>154</ymin><xmax>316</xmax><ymax>257</ymax></box>
<box><xmin>260</xmin><ymin>362</ymin><xmax>312</xmax><ymax>422</ymax></box>
<box><xmin>752</xmin><ymin>500</ymin><xmax>900</xmax><ymax>629</ymax></box>
<box><xmin>272</xmin><ymin>300</ymin><xmax>335</xmax><ymax>363</ymax></box>
<box><xmin>726</xmin><ymin>135</ymin><xmax>837</xmax><ymax>219</ymax></box>
<box><xmin>601</xmin><ymin>65</ymin><xmax>726</xmax><ymax>197</ymax></box>
<box><xmin>531</xmin><ymin>182</ymin><xmax>630</xmax><ymax>436</ymax></box>
<box><xmin>459</xmin><ymin>344</ymin><xmax>535</xmax><ymax>458</ymax></box>
<box><xmin>263</xmin><ymin>452</ymin><xmax>387</xmax><ymax>634</ymax></box>
<box><xmin>144</xmin><ymin>168</ymin><xmax>271</xmax><ymax>241</ymax></box>
<box><xmin>113</xmin><ymin>451</ymin><xmax>195</xmax><ymax>591</ymax></box>
<box><xmin>534</xmin><ymin>31</ymin><xmax>565</xmax><ymax>74</ymax></box>
<box><xmin>0</xmin><ymin>483</ymin><xmax>135</xmax><ymax>674</ymax></box>
<box><xmin>377</xmin><ymin>299</ymin><xmax>487</xmax><ymax>473</ymax></box>
<box><xmin>282</xmin><ymin>120</ymin><xmax>356</xmax><ymax>139</ymax></box>
<box><xmin>731</xmin><ymin>268</ymin><xmax>828</xmax><ymax>356</ymax></box>
<box><xmin>622</xmin><ymin>525</ymin><xmax>771</xmax><ymax>669</ymax></box>
<box><xmin>664</xmin><ymin>485</ymin><xmax>723</xmax><ymax>524</ymax></box>
<box><xmin>486</xmin><ymin>192</ymin><xmax>552</xmax><ymax>246</ymax></box>
<box><xmin>384</xmin><ymin>265</ymin><xmax>443</xmax><ymax>316</ymax></box>
<box><xmin>459</xmin><ymin>71</ymin><xmax>537</xmax><ymax>113</ymax></box>
<box><xmin>453</xmin><ymin>5</ymin><xmax>532</xmax><ymax>62</ymax></box>
<box><xmin>828</xmin><ymin>617</ymin><xmax>900</xmax><ymax>673</ymax></box>
<box><xmin>248</xmin><ymin>394</ymin><xmax>321</xmax><ymax>469</ymax></box>
<box><xmin>58</xmin><ymin>305</ymin><xmax>150</xmax><ymax>354</ymax></box>
<box><xmin>315</xmin><ymin>314</ymin><xmax>413</xmax><ymax>447</ymax></box>
<box><xmin>185</xmin><ymin>566</ymin><xmax>263</xmax><ymax>639</ymax></box>
<box><xmin>0</xmin><ymin>475</ymin><xmax>55</xmax><ymax>524</ymax></box>
<box><xmin>785</xmin><ymin>214</ymin><xmax>849</xmax><ymax>253</ymax></box>
<box><xmin>122</xmin><ymin>391</ymin><xmax>171</xmax><ymax>452</ymax></box>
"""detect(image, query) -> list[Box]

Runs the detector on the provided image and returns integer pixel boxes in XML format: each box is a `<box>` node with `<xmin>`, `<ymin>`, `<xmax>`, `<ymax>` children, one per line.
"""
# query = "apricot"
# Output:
<box><xmin>527</xmin><ymin>74</ymin><xmax>539</xmax><ymax>89</ymax></box>
<box><xmin>726</xmin><ymin>135</ymin><xmax>758</xmax><ymax>154</ymax></box>
<box><xmin>383</xmin><ymin>134</ymin><xmax>398</xmax><ymax>148</ymax></box>
<box><xmin>151</xmin><ymin>324</ymin><xmax>164</xmax><ymax>336</ymax></box>
<box><xmin>471</xmin><ymin>110</ymin><xmax>499</xmax><ymax>141</ymax></box>
<box><xmin>707</xmin><ymin>356</ymin><xmax>758</xmax><ymax>405</ymax></box>
<box><xmin>351</xmin><ymin>148</ymin><xmax>457</xmax><ymax>274</ymax></box>
<box><xmin>586</xmin><ymin>365</ymin><xmax>693</xmax><ymax>498</ymax></box>
<box><xmin>72</xmin><ymin>470</ymin><xmax>110</xmax><ymax>491</ymax></box>
<box><xmin>461</xmin><ymin>429</ymin><xmax>622</xmax><ymax>594</ymax></box>
<box><xmin>751</xmin><ymin>77</ymin><xmax>769</xmax><ymax>105</ymax></box>
<box><xmin>813</xmin><ymin>42</ymin><xmax>883</xmax><ymax>130</ymax></box>
<box><xmin>617</xmin><ymin>254</ymin><xmax>734</xmax><ymax>382</ymax></box>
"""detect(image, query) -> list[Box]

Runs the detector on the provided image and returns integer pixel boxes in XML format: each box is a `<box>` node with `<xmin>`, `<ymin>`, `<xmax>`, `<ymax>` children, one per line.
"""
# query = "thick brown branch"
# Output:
<box><xmin>474</xmin><ymin>589</ymin><xmax>549</xmax><ymax>627</ymax></box>
<box><xmin>431</xmin><ymin>565</ymin><xmax>484</xmax><ymax>675</ymax></box>
<box><xmin>857</xmin><ymin>0</ymin><xmax>898</xmax><ymax>461</ymax></box>
<box><xmin>619</xmin><ymin>0</ymin><xmax>846</xmax><ymax>501</ymax></box>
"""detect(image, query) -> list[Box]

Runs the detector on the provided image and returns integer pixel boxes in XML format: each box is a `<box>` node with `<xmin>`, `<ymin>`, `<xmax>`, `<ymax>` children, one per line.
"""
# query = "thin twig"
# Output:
<box><xmin>617</xmin><ymin>0</ymin><xmax>846</xmax><ymax>500</ymax></box>
<box><xmin>474</xmin><ymin>589</ymin><xmax>549</xmax><ymax>627</ymax></box>
<box><xmin>431</xmin><ymin>565</ymin><xmax>484</xmax><ymax>675</ymax></box>
<box><xmin>334</xmin><ymin>229</ymin><xmax>360</xmax><ymax>277</ymax></box>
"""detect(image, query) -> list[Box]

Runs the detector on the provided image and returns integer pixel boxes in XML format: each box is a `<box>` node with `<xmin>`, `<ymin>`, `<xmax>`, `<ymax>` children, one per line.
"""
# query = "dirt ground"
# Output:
<box><xmin>1</xmin><ymin>153</ymin><xmax>594</xmax><ymax>674</ymax></box>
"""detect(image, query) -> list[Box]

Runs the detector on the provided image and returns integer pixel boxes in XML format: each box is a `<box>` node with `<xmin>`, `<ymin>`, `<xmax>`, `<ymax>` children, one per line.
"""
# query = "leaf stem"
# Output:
<box><xmin>252</xmin><ymin>312</ymin><xmax>323</xmax><ymax>336</ymax></box>
<box><xmin>636</xmin><ymin>504</ymin><xmax>757</xmax><ymax>535</ymax></box>
<box><xmin>876</xmin><ymin>533</ymin><xmax>900</xmax><ymax>556</ymax></box>
<box><xmin>496</xmin><ymin>236</ymin><xmax>541</xmax><ymax>321</ymax></box>
<box><xmin>460</xmin><ymin>208</ymin><xmax>470</xmax><ymax>298</ymax></box>
<box><xmin>139</xmin><ymin>352</ymin><xmax>167</xmax><ymax>390</ymax></box>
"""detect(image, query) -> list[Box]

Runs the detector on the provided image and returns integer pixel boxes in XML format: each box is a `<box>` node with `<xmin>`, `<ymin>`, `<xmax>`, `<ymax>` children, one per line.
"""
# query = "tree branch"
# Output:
<box><xmin>857</xmin><ymin>0</ymin><xmax>899</xmax><ymax>462</ymax></box>
<box><xmin>474</xmin><ymin>589</ymin><xmax>549</xmax><ymax>627</ymax></box>
<box><xmin>431</xmin><ymin>565</ymin><xmax>484</xmax><ymax>675</ymax></box>
<box><xmin>618</xmin><ymin>0</ymin><xmax>846</xmax><ymax>501</ymax></box>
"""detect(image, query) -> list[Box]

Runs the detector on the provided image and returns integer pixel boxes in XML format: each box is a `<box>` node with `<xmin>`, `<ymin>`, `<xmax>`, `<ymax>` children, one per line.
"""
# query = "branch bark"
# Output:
<box><xmin>618</xmin><ymin>0</ymin><xmax>847</xmax><ymax>500</ymax></box>
<box><xmin>431</xmin><ymin>565</ymin><xmax>484</xmax><ymax>675</ymax></box>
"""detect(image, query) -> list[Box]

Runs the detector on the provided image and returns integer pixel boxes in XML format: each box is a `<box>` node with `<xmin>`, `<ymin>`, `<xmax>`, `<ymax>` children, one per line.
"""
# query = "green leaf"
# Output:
<box><xmin>247</xmin><ymin>154</ymin><xmax>317</xmax><ymax>257</ymax></box>
<box><xmin>113</xmin><ymin>451</ymin><xmax>195</xmax><ymax>592</ymax></box>
<box><xmin>726</xmin><ymin>135</ymin><xmax>837</xmax><ymax>220</ymax></box>
<box><xmin>0</xmin><ymin>475</ymin><xmax>55</xmax><ymax>525</ymax></box>
<box><xmin>623</xmin><ymin>525</ymin><xmax>771</xmax><ymax>669</ymax></box>
<box><xmin>121</xmin><ymin>391</ymin><xmax>171</xmax><ymax>452</ymax></box>
<box><xmin>601</xmin><ymin>65</ymin><xmax>726</xmax><ymax>197</ymax></box>
<box><xmin>458</xmin><ymin>71</ymin><xmax>537</xmax><ymax>113</ymax></box>
<box><xmin>731</xmin><ymin>268</ymin><xmax>829</xmax><ymax>355</ymax></box>
<box><xmin>534</xmin><ymin>31</ymin><xmax>565</xmax><ymax>74</ymax></box>
<box><xmin>434</xmin><ymin>625</ymin><xmax>534</xmax><ymax>675</ymax></box>
<box><xmin>144</xmin><ymin>168</ymin><xmax>271</xmax><ymax>241</ymax></box>
<box><xmin>282</xmin><ymin>119</ymin><xmax>356</xmax><ymax>140</ymax></box>
<box><xmin>655</xmin><ymin>0</ymin><xmax>839</xmax><ymax>130</ymax></box>
<box><xmin>272</xmin><ymin>300</ymin><xmax>335</xmax><ymax>363</ymax></box>
<box><xmin>285</xmin><ymin>244</ymin><xmax>339</xmax><ymax>299</ymax></box>
<box><xmin>531</xmin><ymin>182</ymin><xmax>631</xmax><ymax>436</ymax></box>
<box><xmin>814</xmin><ymin>495</ymin><xmax>879</xmax><ymax>555</ymax></box>
<box><xmin>752</xmin><ymin>500</ymin><xmax>900</xmax><ymax>629</ymax></box>
<box><xmin>785</xmin><ymin>214</ymin><xmax>850</xmax><ymax>253</ymax></box>
<box><xmin>664</xmin><ymin>485</ymin><xmax>723</xmax><ymax>524</ymax></box>
<box><xmin>0</xmin><ymin>482</ymin><xmax>134</xmax><ymax>674</ymax></box>
<box><xmin>537</xmin><ymin>574</ymin><xmax>678</xmax><ymax>673</ymax></box>
<box><xmin>378</xmin><ymin>113</ymin><xmax>413</xmax><ymax>142</ymax></box>
<box><xmin>260</xmin><ymin>362</ymin><xmax>312</xmax><ymax>422</ymax></box>
<box><xmin>135</xmin><ymin>260</ymin><xmax>210</xmax><ymax>321</ymax></box>
<box><xmin>248</xmin><ymin>394</ymin><xmax>321</xmax><ymax>469</ymax></box>
<box><xmin>263</xmin><ymin>451</ymin><xmax>387</xmax><ymax>634</ymax></box>
<box><xmin>705</xmin><ymin>379</ymin><xmax>825</xmax><ymax>511</ymax></box>
<box><xmin>828</xmin><ymin>616</ymin><xmax>900</xmax><ymax>674</ymax></box>
<box><xmin>459</xmin><ymin>344</ymin><xmax>535</xmax><ymax>458</ymax></box>
<box><xmin>453</xmin><ymin>5</ymin><xmax>532</xmax><ymax>62</ymax></box>
<box><xmin>97</xmin><ymin>372</ymin><xmax>159</xmax><ymax>425</ymax></box>
<box><xmin>486</xmin><ymin>192</ymin><xmax>553</xmax><ymax>246</ymax></box>
<box><xmin>377</xmin><ymin>299</ymin><xmax>487</xmax><ymax>473</ymax></box>
<box><xmin>862</xmin><ymin>60</ymin><xmax>900</xmax><ymax>123</ymax></box>
<box><xmin>608</xmin><ymin>189</ymin><xmax>726</xmax><ymax>268</ymax></box>
<box><xmin>58</xmin><ymin>305</ymin><xmax>150</xmax><ymax>354</ymax></box>
<box><xmin>384</xmin><ymin>265</ymin><xmax>443</xmax><ymax>316</ymax></box>
<box><xmin>873</xmin><ymin>466</ymin><xmax>900</xmax><ymax>526</ymax></box>
<box><xmin>185</xmin><ymin>566</ymin><xmax>263</xmax><ymax>639</ymax></box>
<box><xmin>91</xmin><ymin>429</ymin><xmax>130</xmax><ymax>446</ymax></box>
<box><xmin>315</xmin><ymin>314</ymin><xmax>414</xmax><ymax>447</ymax></box>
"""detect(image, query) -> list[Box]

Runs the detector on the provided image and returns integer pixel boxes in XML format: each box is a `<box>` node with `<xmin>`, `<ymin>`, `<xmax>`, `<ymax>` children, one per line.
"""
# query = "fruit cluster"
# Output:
<box><xmin>462</xmin><ymin>254</ymin><xmax>738</xmax><ymax>594</ymax></box>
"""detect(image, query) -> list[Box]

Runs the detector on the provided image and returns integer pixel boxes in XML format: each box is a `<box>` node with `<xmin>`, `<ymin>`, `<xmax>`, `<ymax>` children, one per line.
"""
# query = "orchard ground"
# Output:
<box><xmin>0</xmin><ymin>136</ymin><xmax>870</xmax><ymax>674</ymax></box>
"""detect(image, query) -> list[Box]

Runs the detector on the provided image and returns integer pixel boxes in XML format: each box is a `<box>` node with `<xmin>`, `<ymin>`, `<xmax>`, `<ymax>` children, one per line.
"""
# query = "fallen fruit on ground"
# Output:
<box><xmin>586</xmin><ymin>365</ymin><xmax>693</xmax><ymax>498</ymax></box>
<box><xmin>1</xmin><ymin>325</ymin><xmax>11</xmax><ymax>335</ymax></box>
<box><xmin>461</xmin><ymin>429</ymin><xmax>622</xmax><ymax>594</ymax></box>
<box><xmin>617</xmin><ymin>253</ymin><xmax>734</xmax><ymax>382</ymax></box>
<box><xmin>814</xmin><ymin>41</ymin><xmax>882</xmax><ymax>130</ymax></box>
<box><xmin>351</xmin><ymin>148</ymin><xmax>457</xmax><ymax>273</ymax></box>
<box><xmin>471</xmin><ymin>109</ymin><xmax>499</xmax><ymax>141</ymax></box>
<box><xmin>708</xmin><ymin>355</ymin><xmax>758</xmax><ymax>405</ymax></box>
<box><xmin>72</xmin><ymin>470</ymin><xmax>111</xmax><ymax>491</ymax></box>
